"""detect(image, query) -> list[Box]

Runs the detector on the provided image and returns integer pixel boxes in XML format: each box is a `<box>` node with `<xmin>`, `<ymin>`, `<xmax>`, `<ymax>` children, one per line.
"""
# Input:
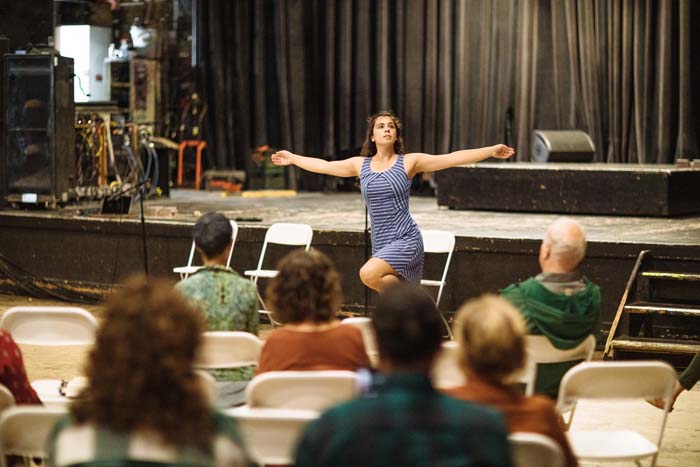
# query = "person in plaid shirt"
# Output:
<box><xmin>294</xmin><ymin>282</ymin><xmax>512</xmax><ymax>467</ymax></box>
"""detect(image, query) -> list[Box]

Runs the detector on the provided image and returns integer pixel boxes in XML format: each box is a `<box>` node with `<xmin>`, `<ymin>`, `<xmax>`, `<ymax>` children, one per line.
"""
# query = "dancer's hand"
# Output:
<box><xmin>492</xmin><ymin>144</ymin><xmax>515</xmax><ymax>159</ymax></box>
<box><xmin>271</xmin><ymin>150</ymin><xmax>295</xmax><ymax>166</ymax></box>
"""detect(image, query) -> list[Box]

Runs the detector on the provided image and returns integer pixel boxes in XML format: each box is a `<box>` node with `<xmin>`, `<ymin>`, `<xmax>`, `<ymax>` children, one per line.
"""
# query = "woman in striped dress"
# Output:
<box><xmin>272</xmin><ymin>111</ymin><xmax>514</xmax><ymax>292</ymax></box>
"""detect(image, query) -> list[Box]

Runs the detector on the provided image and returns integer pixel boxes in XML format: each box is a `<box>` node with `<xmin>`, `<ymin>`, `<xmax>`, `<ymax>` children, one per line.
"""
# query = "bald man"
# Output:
<box><xmin>501</xmin><ymin>218</ymin><xmax>601</xmax><ymax>397</ymax></box>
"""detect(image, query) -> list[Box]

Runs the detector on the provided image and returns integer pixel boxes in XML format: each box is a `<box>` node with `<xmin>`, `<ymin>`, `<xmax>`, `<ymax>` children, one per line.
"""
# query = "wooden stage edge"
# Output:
<box><xmin>1</xmin><ymin>189</ymin><xmax>700</xmax><ymax>341</ymax></box>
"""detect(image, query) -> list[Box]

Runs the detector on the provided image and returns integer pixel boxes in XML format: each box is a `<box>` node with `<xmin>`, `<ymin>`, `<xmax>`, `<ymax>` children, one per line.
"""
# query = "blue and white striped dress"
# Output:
<box><xmin>360</xmin><ymin>154</ymin><xmax>424</xmax><ymax>282</ymax></box>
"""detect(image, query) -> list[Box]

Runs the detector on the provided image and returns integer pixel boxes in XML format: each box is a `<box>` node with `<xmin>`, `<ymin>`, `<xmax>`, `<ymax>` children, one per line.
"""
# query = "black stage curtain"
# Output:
<box><xmin>199</xmin><ymin>0</ymin><xmax>699</xmax><ymax>173</ymax></box>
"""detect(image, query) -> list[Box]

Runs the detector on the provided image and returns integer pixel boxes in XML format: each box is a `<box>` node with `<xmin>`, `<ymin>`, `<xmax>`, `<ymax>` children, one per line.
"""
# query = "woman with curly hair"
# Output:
<box><xmin>47</xmin><ymin>276</ymin><xmax>252</xmax><ymax>467</ymax></box>
<box><xmin>256</xmin><ymin>250</ymin><xmax>370</xmax><ymax>373</ymax></box>
<box><xmin>272</xmin><ymin>111</ymin><xmax>514</xmax><ymax>292</ymax></box>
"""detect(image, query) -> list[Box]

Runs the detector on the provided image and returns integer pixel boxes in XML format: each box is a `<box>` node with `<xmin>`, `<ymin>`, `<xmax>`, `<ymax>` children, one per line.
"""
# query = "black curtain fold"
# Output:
<box><xmin>200</xmin><ymin>0</ymin><xmax>700</xmax><ymax>175</ymax></box>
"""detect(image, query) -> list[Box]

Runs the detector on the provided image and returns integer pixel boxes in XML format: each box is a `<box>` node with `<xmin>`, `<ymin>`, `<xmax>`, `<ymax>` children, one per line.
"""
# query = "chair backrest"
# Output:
<box><xmin>227</xmin><ymin>407</ymin><xmax>317</xmax><ymax>465</ymax></box>
<box><xmin>195</xmin><ymin>331</ymin><xmax>262</xmax><ymax>369</ymax></box>
<box><xmin>0</xmin><ymin>306</ymin><xmax>98</xmax><ymax>346</ymax></box>
<box><xmin>556</xmin><ymin>361</ymin><xmax>676</xmax><ymax>449</ymax></box>
<box><xmin>256</xmin><ymin>223</ymin><xmax>313</xmax><ymax>271</ymax></box>
<box><xmin>506</xmin><ymin>349</ymin><xmax>537</xmax><ymax>396</ymax></box>
<box><xmin>0</xmin><ymin>406</ymin><xmax>67</xmax><ymax>464</ymax></box>
<box><xmin>431</xmin><ymin>341</ymin><xmax>536</xmax><ymax>395</ymax></box>
<box><xmin>0</xmin><ymin>385</ymin><xmax>15</xmax><ymax>413</ymax></box>
<box><xmin>557</xmin><ymin>361</ymin><xmax>676</xmax><ymax>406</ymax></box>
<box><xmin>341</xmin><ymin>317</ymin><xmax>379</xmax><ymax>367</ymax></box>
<box><xmin>509</xmin><ymin>432</ymin><xmax>566</xmax><ymax>467</ymax></box>
<box><xmin>526</xmin><ymin>334</ymin><xmax>596</xmax><ymax>364</ymax></box>
<box><xmin>431</xmin><ymin>341</ymin><xmax>465</xmax><ymax>389</ymax></box>
<box><xmin>420</xmin><ymin>229</ymin><xmax>456</xmax><ymax>305</ymax></box>
<box><xmin>246</xmin><ymin>371</ymin><xmax>358</xmax><ymax>411</ymax></box>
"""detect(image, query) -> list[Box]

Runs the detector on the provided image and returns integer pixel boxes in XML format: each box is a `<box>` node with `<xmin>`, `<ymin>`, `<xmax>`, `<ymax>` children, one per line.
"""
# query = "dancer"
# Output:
<box><xmin>272</xmin><ymin>111</ymin><xmax>514</xmax><ymax>291</ymax></box>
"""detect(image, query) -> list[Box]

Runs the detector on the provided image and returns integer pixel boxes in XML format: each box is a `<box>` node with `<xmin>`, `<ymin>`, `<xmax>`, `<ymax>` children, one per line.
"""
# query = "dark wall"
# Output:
<box><xmin>0</xmin><ymin>0</ymin><xmax>53</xmax><ymax>51</ymax></box>
<box><xmin>2</xmin><ymin>214</ymin><xmax>700</xmax><ymax>341</ymax></box>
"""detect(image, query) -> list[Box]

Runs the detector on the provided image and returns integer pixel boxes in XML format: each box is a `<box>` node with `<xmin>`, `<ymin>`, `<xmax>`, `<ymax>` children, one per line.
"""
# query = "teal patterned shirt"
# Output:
<box><xmin>176</xmin><ymin>265</ymin><xmax>259</xmax><ymax>381</ymax></box>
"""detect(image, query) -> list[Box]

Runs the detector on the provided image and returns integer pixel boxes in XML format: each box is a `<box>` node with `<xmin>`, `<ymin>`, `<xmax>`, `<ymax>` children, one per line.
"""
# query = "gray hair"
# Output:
<box><xmin>544</xmin><ymin>217</ymin><xmax>587</xmax><ymax>266</ymax></box>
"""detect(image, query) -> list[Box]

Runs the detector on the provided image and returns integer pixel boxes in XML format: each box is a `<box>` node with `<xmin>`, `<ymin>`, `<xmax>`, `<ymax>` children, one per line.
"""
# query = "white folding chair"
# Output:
<box><xmin>420</xmin><ymin>229</ymin><xmax>456</xmax><ymax>338</ymax></box>
<box><xmin>509</xmin><ymin>432</ymin><xmax>566</xmax><ymax>467</ymax></box>
<box><xmin>431</xmin><ymin>341</ymin><xmax>536</xmax><ymax>395</ymax></box>
<box><xmin>173</xmin><ymin>219</ymin><xmax>239</xmax><ymax>279</ymax></box>
<box><xmin>226</xmin><ymin>407</ymin><xmax>317</xmax><ymax>465</ymax></box>
<box><xmin>1</xmin><ymin>306</ymin><xmax>97</xmax><ymax>409</ymax></box>
<box><xmin>341</xmin><ymin>317</ymin><xmax>379</xmax><ymax>367</ymax></box>
<box><xmin>526</xmin><ymin>334</ymin><xmax>595</xmax><ymax>422</ymax></box>
<box><xmin>431</xmin><ymin>341</ymin><xmax>465</xmax><ymax>389</ymax></box>
<box><xmin>0</xmin><ymin>385</ymin><xmax>14</xmax><ymax>413</ymax></box>
<box><xmin>0</xmin><ymin>306</ymin><xmax>97</xmax><ymax>346</ymax></box>
<box><xmin>0</xmin><ymin>406</ymin><xmax>68</xmax><ymax>467</ymax></box>
<box><xmin>242</xmin><ymin>370</ymin><xmax>358</xmax><ymax>411</ymax></box>
<box><xmin>244</xmin><ymin>223</ymin><xmax>313</xmax><ymax>320</ymax></box>
<box><xmin>556</xmin><ymin>361</ymin><xmax>676</xmax><ymax>467</ymax></box>
<box><xmin>195</xmin><ymin>331</ymin><xmax>262</xmax><ymax>369</ymax></box>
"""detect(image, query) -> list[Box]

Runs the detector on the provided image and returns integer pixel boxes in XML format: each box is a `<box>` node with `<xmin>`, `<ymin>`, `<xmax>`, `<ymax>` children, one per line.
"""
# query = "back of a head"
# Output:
<box><xmin>193</xmin><ymin>212</ymin><xmax>232</xmax><ymax>258</ymax></box>
<box><xmin>73</xmin><ymin>275</ymin><xmax>214</xmax><ymax>449</ymax></box>
<box><xmin>544</xmin><ymin>217</ymin><xmax>587</xmax><ymax>270</ymax></box>
<box><xmin>455</xmin><ymin>294</ymin><xmax>526</xmax><ymax>382</ymax></box>
<box><xmin>267</xmin><ymin>249</ymin><xmax>342</xmax><ymax>324</ymax></box>
<box><xmin>372</xmin><ymin>282</ymin><xmax>442</xmax><ymax>366</ymax></box>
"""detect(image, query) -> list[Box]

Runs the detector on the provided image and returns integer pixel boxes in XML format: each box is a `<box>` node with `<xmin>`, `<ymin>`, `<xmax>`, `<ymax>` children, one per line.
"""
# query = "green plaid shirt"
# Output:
<box><xmin>294</xmin><ymin>373</ymin><xmax>512</xmax><ymax>467</ymax></box>
<box><xmin>176</xmin><ymin>266</ymin><xmax>259</xmax><ymax>381</ymax></box>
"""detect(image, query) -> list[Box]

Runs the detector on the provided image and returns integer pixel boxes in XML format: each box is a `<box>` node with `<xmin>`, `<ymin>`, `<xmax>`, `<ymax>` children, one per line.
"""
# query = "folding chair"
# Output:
<box><xmin>420</xmin><ymin>229</ymin><xmax>456</xmax><ymax>338</ymax></box>
<box><xmin>244</xmin><ymin>223</ymin><xmax>313</xmax><ymax>321</ymax></box>
<box><xmin>173</xmin><ymin>219</ymin><xmax>239</xmax><ymax>280</ymax></box>
<box><xmin>242</xmin><ymin>370</ymin><xmax>358</xmax><ymax>411</ymax></box>
<box><xmin>0</xmin><ymin>306</ymin><xmax>97</xmax><ymax>346</ymax></box>
<box><xmin>556</xmin><ymin>361</ymin><xmax>676</xmax><ymax>467</ymax></box>
<box><xmin>341</xmin><ymin>317</ymin><xmax>379</xmax><ymax>367</ymax></box>
<box><xmin>226</xmin><ymin>370</ymin><xmax>358</xmax><ymax>464</ymax></box>
<box><xmin>195</xmin><ymin>331</ymin><xmax>262</xmax><ymax>370</ymax></box>
<box><xmin>526</xmin><ymin>334</ymin><xmax>595</xmax><ymax>421</ymax></box>
<box><xmin>0</xmin><ymin>406</ymin><xmax>68</xmax><ymax>467</ymax></box>
<box><xmin>509</xmin><ymin>432</ymin><xmax>566</xmax><ymax>467</ymax></box>
<box><xmin>226</xmin><ymin>407</ymin><xmax>317</xmax><ymax>465</ymax></box>
<box><xmin>431</xmin><ymin>341</ymin><xmax>536</xmax><ymax>395</ymax></box>
<box><xmin>0</xmin><ymin>385</ymin><xmax>14</xmax><ymax>413</ymax></box>
<box><xmin>1</xmin><ymin>306</ymin><xmax>97</xmax><ymax>409</ymax></box>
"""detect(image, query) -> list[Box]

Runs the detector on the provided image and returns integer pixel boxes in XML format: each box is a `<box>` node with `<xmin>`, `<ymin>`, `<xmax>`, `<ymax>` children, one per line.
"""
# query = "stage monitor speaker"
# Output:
<box><xmin>531</xmin><ymin>130</ymin><xmax>595</xmax><ymax>163</ymax></box>
<box><xmin>3</xmin><ymin>53</ymin><xmax>76</xmax><ymax>206</ymax></box>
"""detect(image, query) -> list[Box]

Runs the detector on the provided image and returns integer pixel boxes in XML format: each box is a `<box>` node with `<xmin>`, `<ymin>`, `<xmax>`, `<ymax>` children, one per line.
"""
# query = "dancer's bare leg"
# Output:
<box><xmin>359</xmin><ymin>257</ymin><xmax>400</xmax><ymax>292</ymax></box>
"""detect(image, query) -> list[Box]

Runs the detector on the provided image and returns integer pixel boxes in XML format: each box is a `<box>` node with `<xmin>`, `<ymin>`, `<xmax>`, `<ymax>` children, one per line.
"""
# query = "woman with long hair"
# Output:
<box><xmin>272</xmin><ymin>111</ymin><xmax>513</xmax><ymax>291</ymax></box>
<box><xmin>48</xmin><ymin>276</ymin><xmax>252</xmax><ymax>467</ymax></box>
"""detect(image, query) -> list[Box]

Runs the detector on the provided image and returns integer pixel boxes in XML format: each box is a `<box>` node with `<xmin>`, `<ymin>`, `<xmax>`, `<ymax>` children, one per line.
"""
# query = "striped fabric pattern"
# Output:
<box><xmin>360</xmin><ymin>154</ymin><xmax>424</xmax><ymax>282</ymax></box>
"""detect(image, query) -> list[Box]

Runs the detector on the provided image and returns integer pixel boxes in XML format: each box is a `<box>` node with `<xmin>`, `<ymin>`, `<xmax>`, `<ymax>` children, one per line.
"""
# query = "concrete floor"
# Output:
<box><xmin>1</xmin><ymin>294</ymin><xmax>698</xmax><ymax>467</ymax></box>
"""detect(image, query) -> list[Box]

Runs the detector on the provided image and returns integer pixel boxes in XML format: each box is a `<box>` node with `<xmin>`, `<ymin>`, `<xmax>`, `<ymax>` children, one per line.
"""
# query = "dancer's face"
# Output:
<box><xmin>371</xmin><ymin>116</ymin><xmax>398</xmax><ymax>146</ymax></box>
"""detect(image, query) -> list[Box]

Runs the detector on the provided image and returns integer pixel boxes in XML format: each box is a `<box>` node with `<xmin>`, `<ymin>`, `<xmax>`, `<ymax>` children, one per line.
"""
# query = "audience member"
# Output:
<box><xmin>0</xmin><ymin>329</ymin><xmax>41</xmax><ymax>404</ymax></box>
<box><xmin>257</xmin><ymin>250</ymin><xmax>369</xmax><ymax>373</ymax></box>
<box><xmin>176</xmin><ymin>212</ymin><xmax>259</xmax><ymax>388</ymax></box>
<box><xmin>650</xmin><ymin>352</ymin><xmax>700</xmax><ymax>411</ymax></box>
<box><xmin>501</xmin><ymin>217</ymin><xmax>600</xmax><ymax>397</ymax></box>
<box><xmin>444</xmin><ymin>294</ymin><xmax>577</xmax><ymax>467</ymax></box>
<box><xmin>48</xmin><ymin>276</ymin><xmax>252</xmax><ymax>467</ymax></box>
<box><xmin>294</xmin><ymin>283</ymin><xmax>511</xmax><ymax>467</ymax></box>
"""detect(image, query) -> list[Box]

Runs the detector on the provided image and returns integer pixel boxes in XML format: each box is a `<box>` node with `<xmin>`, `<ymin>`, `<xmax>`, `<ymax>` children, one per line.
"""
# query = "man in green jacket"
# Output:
<box><xmin>501</xmin><ymin>217</ymin><xmax>600</xmax><ymax>397</ymax></box>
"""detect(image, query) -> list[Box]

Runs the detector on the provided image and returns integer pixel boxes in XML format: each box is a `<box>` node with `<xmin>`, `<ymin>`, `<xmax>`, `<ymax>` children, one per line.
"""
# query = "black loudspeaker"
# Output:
<box><xmin>531</xmin><ymin>130</ymin><xmax>596</xmax><ymax>163</ymax></box>
<box><xmin>4</xmin><ymin>53</ymin><xmax>76</xmax><ymax>206</ymax></box>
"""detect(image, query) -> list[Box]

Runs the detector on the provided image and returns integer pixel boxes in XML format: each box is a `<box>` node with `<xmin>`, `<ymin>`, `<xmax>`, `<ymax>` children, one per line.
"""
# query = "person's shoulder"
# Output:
<box><xmin>440</xmin><ymin>392</ymin><xmax>508</xmax><ymax>429</ymax></box>
<box><xmin>525</xmin><ymin>394</ymin><xmax>558</xmax><ymax>413</ymax></box>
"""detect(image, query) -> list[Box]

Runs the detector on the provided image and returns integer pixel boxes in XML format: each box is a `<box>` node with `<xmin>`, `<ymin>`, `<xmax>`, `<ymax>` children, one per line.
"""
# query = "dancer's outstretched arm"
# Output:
<box><xmin>405</xmin><ymin>144</ymin><xmax>514</xmax><ymax>178</ymax></box>
<box><xmin>271</xmin><ymin>150</ymin><xmax>362</xmax><ymax>178</ymax></box>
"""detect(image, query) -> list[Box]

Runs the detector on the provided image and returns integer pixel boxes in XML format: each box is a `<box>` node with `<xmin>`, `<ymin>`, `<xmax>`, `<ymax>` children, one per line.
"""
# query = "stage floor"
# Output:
<box><xmin>4</xmin><ymin>189</ymin><xmax>699</xmax><ymax>246</ymax></box>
